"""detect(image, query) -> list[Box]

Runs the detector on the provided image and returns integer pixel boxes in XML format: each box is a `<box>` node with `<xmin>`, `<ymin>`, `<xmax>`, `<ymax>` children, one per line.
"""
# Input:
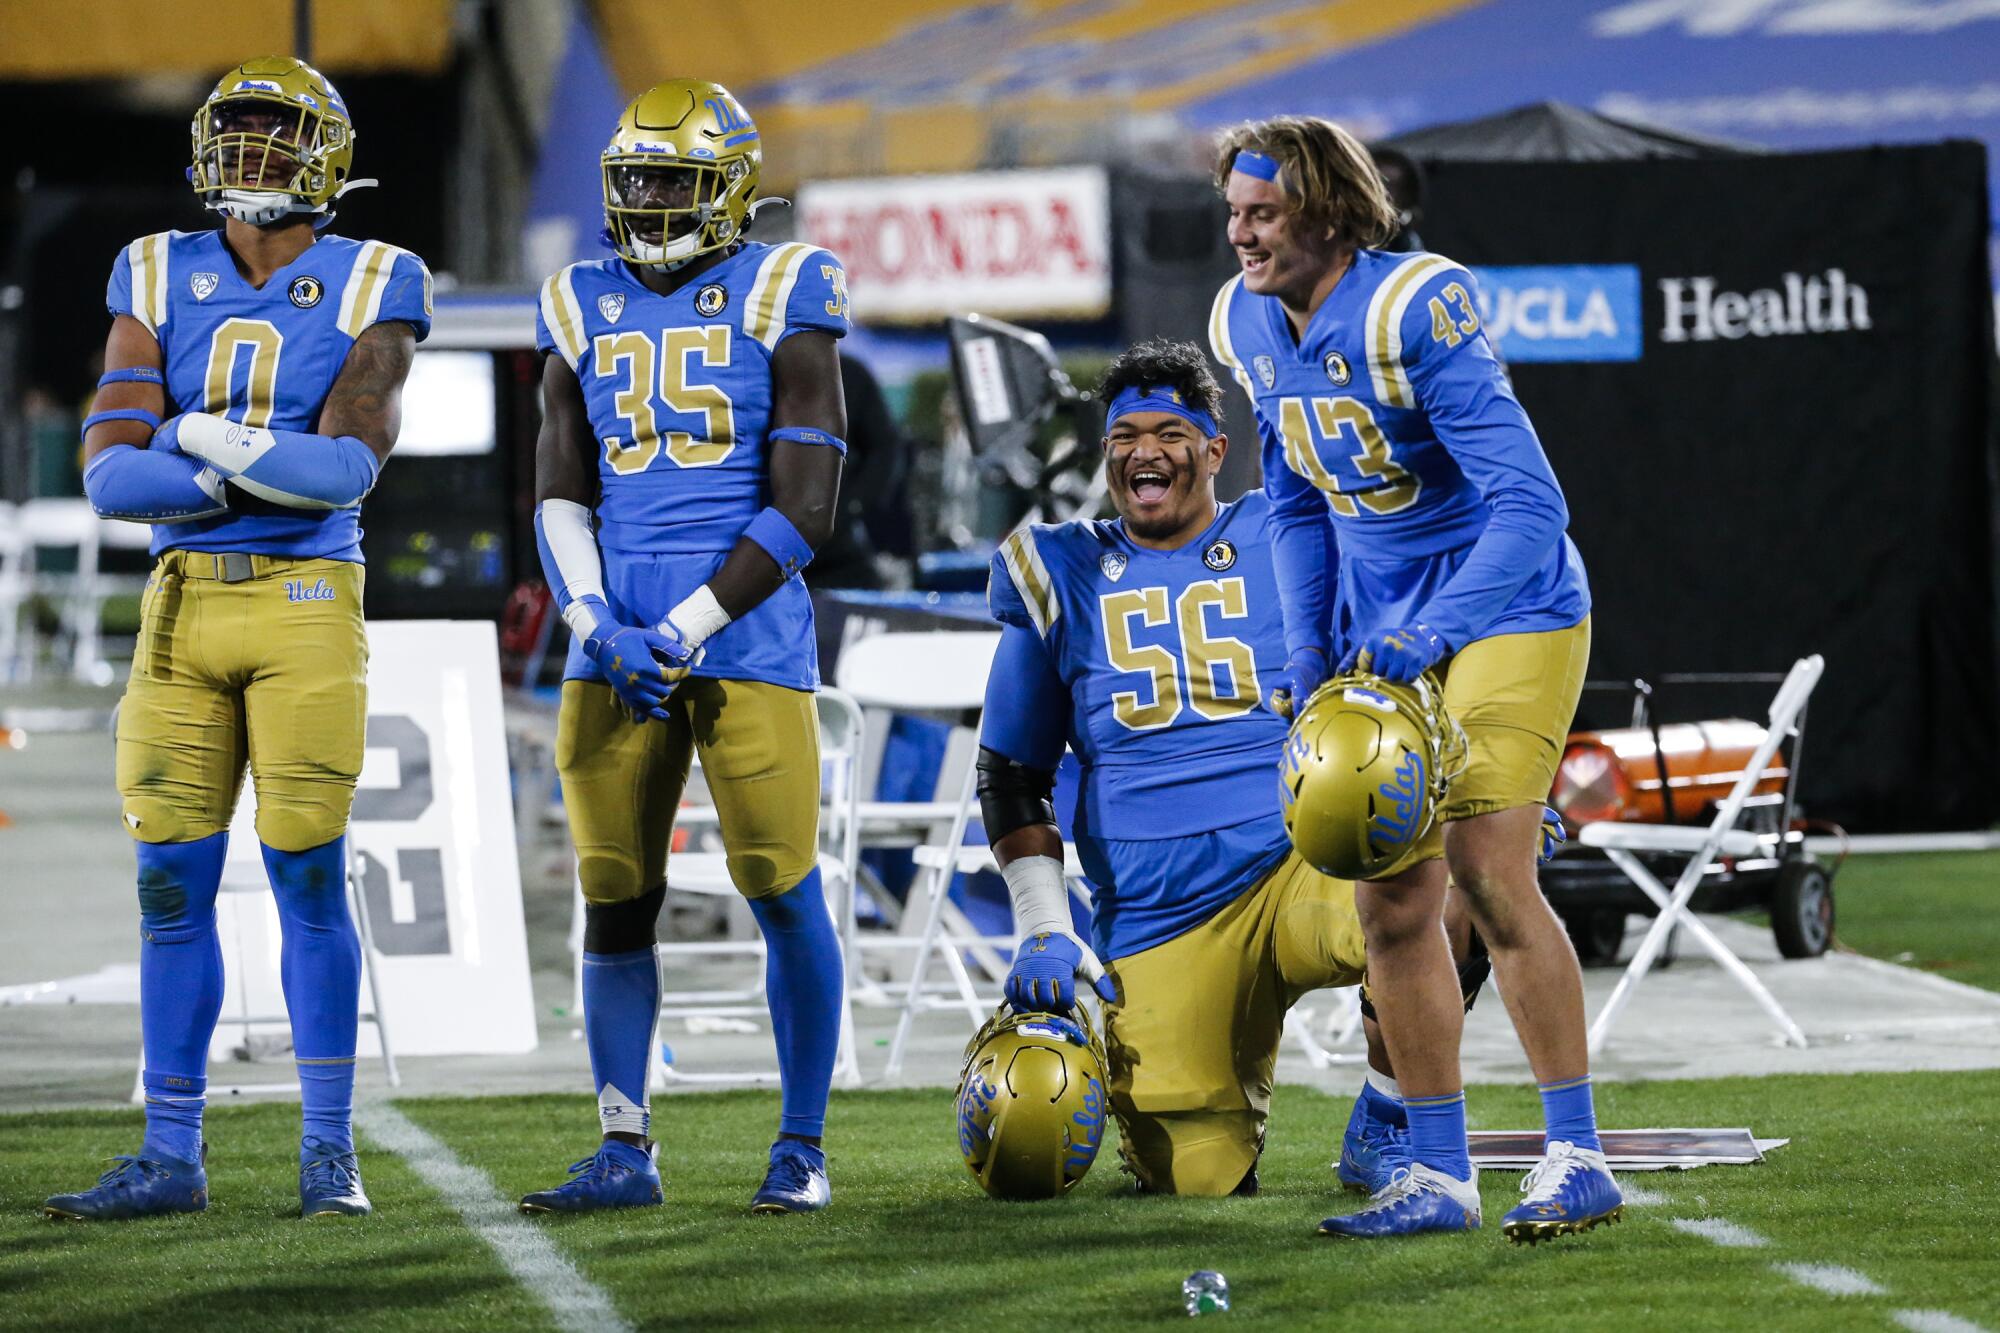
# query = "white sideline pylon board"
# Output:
<box><xmin>210</xmin><ymin>620</ymin><xmax>537</xmax><ymax>1058</ymax></box>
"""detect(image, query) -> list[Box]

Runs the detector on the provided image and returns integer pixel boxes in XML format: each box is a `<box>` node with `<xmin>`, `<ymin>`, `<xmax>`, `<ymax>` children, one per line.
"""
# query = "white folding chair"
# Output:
<box><xmin>564</xmin><ymin>688</ymin><xmax>866</xmax><ymax>1089</ymax></box>
<box><xmin>1580</xmin><ymin>654</ymin><xmax>1824</xmax><ymax>1053</ymax></box>
<box><xmin>16</xmin><ymin>498</ymin><xmax>113</xmax><ymax>685</ymax></box>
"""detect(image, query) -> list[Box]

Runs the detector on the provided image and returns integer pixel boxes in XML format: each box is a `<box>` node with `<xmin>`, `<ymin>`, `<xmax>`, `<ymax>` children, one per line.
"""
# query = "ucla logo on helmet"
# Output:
<box><xmin>1203</xmin><ymin>539</ymin><xmax>1237</xmax><ymax>571</ymax></box>
<box><xmin>695</xmin><ymin>284</ymin><xmax>728</xmax><ymax>317</ymax></box>
<box><xmin>1099</xmin><ymin>552</ymin><xmax>1127</xmax><ymax>582</ymax></box>
<box><xmin>190</xmin><ymin>272</ymin><xmax>220</xmax><ymax>301</ymax></box>
<box><xmin>288</xmin><ymin>275</ymin><xmax>323</xmax><ymax>308</ymax></box>
<box><xmin>598</xmin><ymin>292</ymin><xmax>626</xmax><ymax>324</ymax></box>
<box><xmin>1324</xmin><ymin>351</ymin><xmax>1351</xmax><ymax>386</ymax></box>
<box><xmin>1254</xmin><ymin>354</ymin><xmax>1276</xmax><ymax>389</ymax></box>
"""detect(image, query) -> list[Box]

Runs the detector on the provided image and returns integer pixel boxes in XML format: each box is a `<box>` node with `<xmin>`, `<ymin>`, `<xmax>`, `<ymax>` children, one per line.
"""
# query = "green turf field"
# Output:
<box><xmin>6</xmin><ymin>1071</ymin><xmax>1996</xmax><ymax>1330</ymax></box>
<box><xmin>1832</xmin><ymin>849</ymin><xmax>2000</xmax><ymax>993</ymax></box>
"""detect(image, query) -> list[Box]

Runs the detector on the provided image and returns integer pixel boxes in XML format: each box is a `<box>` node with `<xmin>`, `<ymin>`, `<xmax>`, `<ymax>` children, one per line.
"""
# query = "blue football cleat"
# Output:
<box><xmin>1501</xmin><ymin>1141</ymin><xmax>1624</xmax><ymax>1245</ymax></box>
<box><xmin>43</xmin><ymin>1147</ymin><xmax>208</xmax><ymax>1221</ymax></box>
<box><xmin>749</xmin><ymin>1140</ymin><xmax>830</xmax><ymax>1215</ymax></box>
<box><xmin>300</xmin><ymin>1138</ymin><xmax>372</xmax><ymax>1218</ymax></box>
<box><xmin>1318</xmin><ymin>1162</ymin><xmax>1481</xmax><ymax>1239</ymax></box>
<box><xmin>1336</xmin><ymin>1093</ymin><xmax>1412</xmax><ymax>1194</ymax></box>
<box><xmin>520</xmin><ymin>1139</ymin><xmax>663</xmax><ymax>1214</ymax></box>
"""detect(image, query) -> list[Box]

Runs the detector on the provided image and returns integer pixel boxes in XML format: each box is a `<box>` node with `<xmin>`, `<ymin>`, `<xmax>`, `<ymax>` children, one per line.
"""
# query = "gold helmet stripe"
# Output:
<box><xmin>1207</xmin><ymin>274</ymin><xmax>1253</xmax><ymax>395</ymax></box>
<box><xmin>998</xmin><ymin>528</ymin><xmax>1059</xmax><ymax>637</ymax></box>
<box><xmin>336</xmin><ymin>241</ymin><xmax>397</xmax><ymax>339</ymax></box>
<box><xmin>745</xmin><ymin>243</ymin><xmax>815</xmax><ymax>351</ymax></box>
<box><xmin>539</xmin><ymin>265</ymin><xmax>588</xmax><ymax>371</ymax></box>
<box><xmin>1365</xmin><ymin>253</ymin><xmax>1456</xmax><ymax>409</ymax></box>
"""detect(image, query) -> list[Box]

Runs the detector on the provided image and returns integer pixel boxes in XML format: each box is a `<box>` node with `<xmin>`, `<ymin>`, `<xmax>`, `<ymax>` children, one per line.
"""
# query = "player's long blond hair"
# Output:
<box><xmin>1214</xmin><ymin>116</ymin><xmax>1399</xmax><ymax>250</ymax></box>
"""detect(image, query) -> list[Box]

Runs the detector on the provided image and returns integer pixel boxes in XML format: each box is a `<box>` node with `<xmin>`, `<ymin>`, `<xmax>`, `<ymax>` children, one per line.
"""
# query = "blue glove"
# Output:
<box><xmin>1538</xmin><ymin>805</ymin><xmax>1567</xmax><ymax>864</ymax></box>
<box><xmin>1339</xmin><ymin>622</ymin><xmax>1448</xmax><ymax>683</ymax></box>
<box><xmin>1265</xmin><ymin>645</ymin><xmax>1329</xmax><ymax>721</ymax></box>
<box><xmin>149</xmin><ymin>413</ymin><xmax>189</xmax><ymax>454</ymax></box>
<box><xmin>1005</xmin><ymin>931</ymin><xmax>1116</xmax><ymax>1015</ymax></box>
<box><xmin>574</xmin><ymin>596</ymin><xmax>694</xmax><ymax>721</ymax></box>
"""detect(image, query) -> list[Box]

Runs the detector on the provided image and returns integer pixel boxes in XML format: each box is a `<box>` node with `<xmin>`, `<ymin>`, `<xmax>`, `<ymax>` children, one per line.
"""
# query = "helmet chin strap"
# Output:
<box><xmin>746</xmin><ymin>196</ymin><xmax>790</xmax><ymax>221</ymax></box>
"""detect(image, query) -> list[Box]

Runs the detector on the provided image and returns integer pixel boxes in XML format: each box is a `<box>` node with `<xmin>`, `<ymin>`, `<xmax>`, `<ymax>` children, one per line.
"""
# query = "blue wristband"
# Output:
<box><xmin>97</xmin><ymin>367</ymin><xmax>165</xmax><ymax>388</ymax></box>
<box><xmin>743</xmin><ymin>506</ymin><xmax>815</xmax><ymax>578</ymax></box>
<box><xmin>82</xmin><ymin>408</ymin><xmax>163</xmax><ymax>439</ymax></box>
<box><xmin>768</xmin><ymin>425</ymin><xmax>848</xmax><ymax>457</ymax></box>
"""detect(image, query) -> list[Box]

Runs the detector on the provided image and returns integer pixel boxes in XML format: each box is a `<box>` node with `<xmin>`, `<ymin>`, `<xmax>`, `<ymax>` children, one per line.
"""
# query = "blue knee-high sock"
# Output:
<box><xmin>262</xmin><ymin>838</ymin><xmax>361</xmax><ymax>1159</ymax></box>
<box><xmin>582</xmin><ymin>946</ymin><xmax>660</xmax><ymax>1140</ymax></box>
<box><xmin>748</xmin><ymin>868</ymin><xmax>844</xmax><ymax>1141</ymax></box>
<box><xmin>1539</xmin><ymin>1074</ymin><xmax>1602</xmax><ymax>1153</ymax></box>
<box><xmin>1405</xmin><ymin>1091</ymin><xmax>1473</xmax><ymax>1182</ymax></box>
<box><xmin>137</xmin><ymin>833</ymin><xmax>229</xmax><ymax>1164</ymax></box>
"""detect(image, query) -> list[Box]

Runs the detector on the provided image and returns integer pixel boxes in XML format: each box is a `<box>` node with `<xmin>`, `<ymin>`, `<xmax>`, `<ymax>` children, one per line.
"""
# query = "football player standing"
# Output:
<box><xmin>980</xmin><ymin>340</ymin><xmax>1489</xmax><ymax>1197</ymax></box>
<box><xmin>47</xmin><ymin>58</ymin><xmax>430</xmax><ymax>1220</ymax></box>
<box><xmin>526</xmin><ymin>80</ymin><xmax>849</xmax><ymax>1216</ymax></box>
<box><xmin>1207</xmin><ymin>117</ymin><xmax>1616</xmax><ymax>1242</ymax></box>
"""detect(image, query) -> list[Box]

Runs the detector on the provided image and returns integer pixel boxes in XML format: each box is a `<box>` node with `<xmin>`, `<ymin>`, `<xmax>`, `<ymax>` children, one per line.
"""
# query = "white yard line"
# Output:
<box><xmin>1618</xmin><ymin>1182</ymin><xmax>1668</xmax><ymax>1207</ymax></box>
<box><xmin>1892</xmin><ymin>1313</ymin><xmax>1995</xmax><ymax>1333</ymax></box>
<box><xmin>1667</xmin><ymin>1216</ymin><xmax>1770</xmax><ymax>1247</ymax></box>
<box><xmin>358</xmin><ymin>1102</ymin><xmax>632</xmax><ymax>1333</ymax></box>
<box><xmin>1773</xmin><ymin>1263</ymin><xmax>1887</xmax><ymax>1297</ymax></box>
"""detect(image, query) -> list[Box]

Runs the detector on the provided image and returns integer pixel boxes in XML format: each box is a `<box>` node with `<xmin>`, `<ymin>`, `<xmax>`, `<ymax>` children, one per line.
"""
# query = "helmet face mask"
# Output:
<box><xmin>602</xmin><ymin>81</ymin><xmax>763</xmax><ymax>269</ymax></box>
<box><xmin>1279</xmin><ymin>670</ymin><xmax>1468</xmax><ymax>881</ymax></box>
<box><xmin>955</xmin><ymin>1006</ymin><xmax>1111</xmax><ymax>1200</ymax></box>
<box><xmin>190</xmin><ymin>58</ymin><xmax>355</xmax><ymax>227</ymax></box>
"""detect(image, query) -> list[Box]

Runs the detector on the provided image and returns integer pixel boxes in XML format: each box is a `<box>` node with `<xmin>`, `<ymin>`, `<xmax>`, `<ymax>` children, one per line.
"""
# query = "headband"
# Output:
<box><xmin>1107</xmin><ymin>384</ymin><xmax>1218</xmax><ymax>440</ymax></box>
<box><xmin>1233</xmin><ymin>149</ymin><xmax>1282</xmax><ymax>182</ymax></box>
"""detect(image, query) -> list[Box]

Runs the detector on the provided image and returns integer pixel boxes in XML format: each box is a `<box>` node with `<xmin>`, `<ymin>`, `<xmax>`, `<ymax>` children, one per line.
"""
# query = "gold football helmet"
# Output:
<box><xmin>1279</xmin><ymin>670</ymin><xmax>1468</xmax><ymax>880</ymax></box>
<box><xmin>602</xmin><ymin>79</ymin><xmax>766</xmax><ymax>268</ymax></box>
<box><xmin>955</xmin><ymin>1005</ymin><xmax>1110</xmax><ymax>1200</ymax></box>
<box><xmin>190</xmin><ymin>57</ymin><xmax>360</xmax><ymax>226</ymax></box>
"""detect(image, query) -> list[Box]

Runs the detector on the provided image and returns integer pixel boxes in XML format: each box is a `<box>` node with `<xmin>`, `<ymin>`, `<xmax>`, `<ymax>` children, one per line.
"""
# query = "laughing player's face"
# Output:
<box><xmin>1225</xmin><ymin>168</ymin><xmax>1338</xmax><ymax>309</ymax></box>
<box><xmin>1104</xmin><ymin>410</ymin><xmax>1226</xmax><ymax>548</ymax></box>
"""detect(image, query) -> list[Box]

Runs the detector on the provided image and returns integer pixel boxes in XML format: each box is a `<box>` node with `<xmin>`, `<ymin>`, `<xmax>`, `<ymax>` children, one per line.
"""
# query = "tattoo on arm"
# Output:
<box><xmin>319</xmin><ymin>320</ymin><xmax>417</xmax><ymax>463</ymax></box>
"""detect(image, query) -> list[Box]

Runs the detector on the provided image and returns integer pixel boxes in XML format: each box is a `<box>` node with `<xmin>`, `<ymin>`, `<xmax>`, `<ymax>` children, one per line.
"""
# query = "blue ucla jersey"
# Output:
<box><xmin>106</xmin><ymin>229</ymin><xmax>433</xmax><ymax>561</ymax></box>
<box><xmin>988</xmin><ymin>493</ymin><xmax>1295</xmax><ymax>960</ymax></box>
<box><xmin>1209</xmin><ymin>249</ymin><xmax>1589</xmax><ymax>651</ymax></box>
<box><xmin>537</xmin><ymin>242</ymin><xmax>850</xmax><ymax>692</ymax></box>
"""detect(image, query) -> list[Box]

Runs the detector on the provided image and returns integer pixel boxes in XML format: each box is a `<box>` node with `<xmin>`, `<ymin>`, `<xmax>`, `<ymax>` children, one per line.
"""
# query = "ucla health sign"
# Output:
<box><xmin>1467</xmin><ymin>265</ymin><xmax>1642</xmax><ymax>363</ymax></box>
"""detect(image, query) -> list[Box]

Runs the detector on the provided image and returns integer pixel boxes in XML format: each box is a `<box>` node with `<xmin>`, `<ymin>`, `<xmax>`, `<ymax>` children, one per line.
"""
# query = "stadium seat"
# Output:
<box><xmin>1579</xmin><ymin>655</ymin><xmax>1825</xmax><ymax>1053</ymax></box>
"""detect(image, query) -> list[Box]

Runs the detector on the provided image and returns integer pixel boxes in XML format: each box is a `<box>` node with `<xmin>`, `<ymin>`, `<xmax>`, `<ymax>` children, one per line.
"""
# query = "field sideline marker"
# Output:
<box><xmin>1892</xmin><ymin>1312</ymin><xmax>1993</xmax><ymax>1333</ymax></box>
<box><xmin>1668</xmin><ymin>1217</ymin><xmax>1769</xmax><ymax>1247</ymax></box>
<box><xmin>1773</xmin><ymin>1263</ymin><xmax>1887</xmax><ymax>1297</ymax></box>
<box><xmin>358</xmin><ymin>1102</ymin><xmax>632</xmax><ymax>1333</ymax></box>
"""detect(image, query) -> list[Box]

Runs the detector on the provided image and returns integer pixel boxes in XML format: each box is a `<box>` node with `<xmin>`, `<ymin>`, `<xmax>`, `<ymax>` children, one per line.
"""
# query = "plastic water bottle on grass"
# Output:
<box><xmin>1183</xmin><ymin>1271</ymin><xmax>1229</xmax><ymax>1315</ymax></box>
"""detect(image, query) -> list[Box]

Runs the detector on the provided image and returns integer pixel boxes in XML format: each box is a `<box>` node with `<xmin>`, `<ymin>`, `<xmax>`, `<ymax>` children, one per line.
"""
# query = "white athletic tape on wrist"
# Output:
<box><xmin>1001</xmin><ymin>854</ymin><xmax>1070</xmax><ymax>940</ymax></box>
<box><xmin>661</xmin><ymin>584</ymin><xmax>730</xmax><ymax>649</ymax></box>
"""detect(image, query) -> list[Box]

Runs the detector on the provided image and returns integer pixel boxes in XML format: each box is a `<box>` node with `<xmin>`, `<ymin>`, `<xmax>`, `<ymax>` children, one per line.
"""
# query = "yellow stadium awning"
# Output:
<box><xmin>0</xmin><ymin>0</ymin><xmax>455</xmax><ymax>79</ymax></box>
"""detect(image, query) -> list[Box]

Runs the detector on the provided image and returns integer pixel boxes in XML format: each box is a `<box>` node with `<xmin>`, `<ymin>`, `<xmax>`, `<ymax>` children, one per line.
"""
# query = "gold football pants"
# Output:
<box><xmin>1103</xmin><ymin>848</ymin><xmax>1367</xmax><ymax>1196</ymax></box>
<box><xmin>556</xmin><ymin>677</ymin><xmax>821</xmax><ymax>903</ymax></box>
<box><xmin>116</xmin><ymin>552</ymin><xmax>367</xmax><ymax>851</ymax></box>
<box><xmin>1383</xmin><ymin>616</ymin><xmax>1592</xmax><ymax>875</ymax></box>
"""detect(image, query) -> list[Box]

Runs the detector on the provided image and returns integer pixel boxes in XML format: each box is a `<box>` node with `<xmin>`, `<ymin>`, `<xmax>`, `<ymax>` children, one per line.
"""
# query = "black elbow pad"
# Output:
<box><xmin>977</xmin><ymin>746</ymin><xmax>1058</xmax><ymax>842</ymax></box>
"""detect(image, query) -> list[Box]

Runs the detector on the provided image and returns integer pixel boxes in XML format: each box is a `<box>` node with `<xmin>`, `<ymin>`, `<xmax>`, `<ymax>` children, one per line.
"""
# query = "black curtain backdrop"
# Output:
<box><xmin>1415</xmin><ymin>143</ymin><xmax>1998</xmax><ymax>832</ymax></box>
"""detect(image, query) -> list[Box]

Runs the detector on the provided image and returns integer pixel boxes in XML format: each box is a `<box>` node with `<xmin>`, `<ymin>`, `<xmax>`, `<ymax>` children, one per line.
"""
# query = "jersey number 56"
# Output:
<box><xmin>1099</xmin><ymin>578</ymin><xmax>1261</xmax><ymax>732</ymax></box>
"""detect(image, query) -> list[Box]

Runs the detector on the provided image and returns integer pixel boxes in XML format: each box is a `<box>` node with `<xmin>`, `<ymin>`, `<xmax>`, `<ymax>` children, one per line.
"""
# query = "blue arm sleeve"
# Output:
<box><xmin>175</xmin><ymin>415</ymin><xmax>380</xmax><ymax>510</ymax></box>
<box><xmin>979</xmin><ymin>623</ymin><xmax>1070</xmax><ymax>769</ymax></box>
<box><xmin>1403</xmin><ymin>270</ymin><xmax>1570</xmax><ymax>648</ymax></box>
<box><xmin>1259</xmin><ymin>405</ymin><xmax>1337</xmax><ymax>659</ymax></box>
<box><xmin>83</xmin><ymin>445</ymin><xmax>227</xmax><ymax>523</ymax></box>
